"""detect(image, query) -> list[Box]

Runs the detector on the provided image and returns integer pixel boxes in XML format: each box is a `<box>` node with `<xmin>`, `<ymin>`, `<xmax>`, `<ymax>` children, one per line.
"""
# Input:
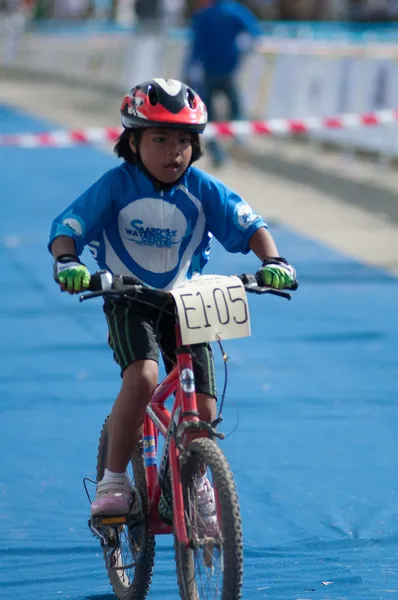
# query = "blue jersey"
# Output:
<box><xmin>49</xmin><ymin>162</ymin><xmax>266</xmax><ymax>290</ymax></box>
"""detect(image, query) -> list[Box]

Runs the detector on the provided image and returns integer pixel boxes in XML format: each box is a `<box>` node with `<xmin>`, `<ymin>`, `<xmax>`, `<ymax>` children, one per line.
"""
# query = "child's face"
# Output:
<box><xmin>131</xmin><ymin>128</ymin><xmax>193</xmax><ymax>184</ymax></box>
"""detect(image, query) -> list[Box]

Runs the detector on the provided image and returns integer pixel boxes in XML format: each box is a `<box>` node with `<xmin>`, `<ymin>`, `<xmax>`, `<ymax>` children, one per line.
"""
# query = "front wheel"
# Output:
<box><xmin>174</xmin><ymin>437</ymin><xmax>243</xmax><ymax>600</ymax></box>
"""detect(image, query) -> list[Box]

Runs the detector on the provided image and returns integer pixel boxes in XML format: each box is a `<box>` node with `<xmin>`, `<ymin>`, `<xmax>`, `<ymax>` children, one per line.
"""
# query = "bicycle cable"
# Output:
<box><xmin>223</xmin><ymin>398</ymin><xmax>240</xmax><ymax>439</ymax></box>
<box><xmin>211</xmin><ymin>339</ymin><xmax>229</xmax><ymax>427</ymax></box>
<box><xmin>212</xmin><ymin>340</ymin><xmax>241</xmax><ymax>437</ymax></box>
<box><xmin>83</xmin><ymin>477</ymin><xmax>97</xmax><ymax>504</ymax></box>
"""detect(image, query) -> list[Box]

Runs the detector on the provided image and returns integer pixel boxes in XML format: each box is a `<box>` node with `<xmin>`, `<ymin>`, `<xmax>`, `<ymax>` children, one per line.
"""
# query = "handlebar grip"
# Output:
<box><xmin>289</xmin><ymin>280</ymin><xmax>299</xmax><ymax>291</ymax></box>
<box><xmin>89</xmin><ymin>272</ymin><xmax>103</xmax><ymax>292</ymax></box>
<box><xmin>89</xmin><ymin>272</ymin><xmax>142</xmax><ymax>292</ymax></box>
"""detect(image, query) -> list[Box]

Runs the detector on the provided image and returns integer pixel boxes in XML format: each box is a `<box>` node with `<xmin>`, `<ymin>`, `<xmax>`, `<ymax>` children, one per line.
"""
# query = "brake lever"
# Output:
<box><xmin>267</xmin><ymin>289</ymin><xmax>292</xmax><ymax>300</ymax></box>
<box><xmin>79</xmin><ymin>290</ymin><xmax>107</xmax><ymax>302</ymax></box>
<box><xmin>79</xmin><ymin>283</ymin><xmax>145</xmax><ymax>303</ymax></box>
<box><xmin>245</xmin><ymin>283</ymin><xmax>292</xmax><ymax>300</ymax></box>
<box><xmin>241</xmin><ymin>273</ymin><xmax>296</xmax><ymax>300</ymax></box>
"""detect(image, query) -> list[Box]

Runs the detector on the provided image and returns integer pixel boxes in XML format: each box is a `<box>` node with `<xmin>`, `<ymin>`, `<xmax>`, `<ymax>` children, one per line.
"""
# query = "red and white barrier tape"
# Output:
<box><xmin>1</xmin><ymin>109</ymin><xmax>398</xmax><ymax>147</ymax></box>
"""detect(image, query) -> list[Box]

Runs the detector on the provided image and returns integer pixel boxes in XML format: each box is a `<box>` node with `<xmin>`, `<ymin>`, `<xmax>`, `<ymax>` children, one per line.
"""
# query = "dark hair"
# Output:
<box><xmin>114</xmin><ymin>129</ymin><xmax>140</xmax><ymax>164</ymax></box>
<box><xmin>114</xmin><ymin>128</ymin><xmax>203</xmax><ymax>165</ymax></box>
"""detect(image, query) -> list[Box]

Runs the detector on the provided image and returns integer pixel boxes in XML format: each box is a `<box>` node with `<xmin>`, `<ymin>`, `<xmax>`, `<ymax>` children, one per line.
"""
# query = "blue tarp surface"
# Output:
<box><xmin>1</xmin><ymin>104</ymin><xmax>398</xmax><ymax>599</ymax></box>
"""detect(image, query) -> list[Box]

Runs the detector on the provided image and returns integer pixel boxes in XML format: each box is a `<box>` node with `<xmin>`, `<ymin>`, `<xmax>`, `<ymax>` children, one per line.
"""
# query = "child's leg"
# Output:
<box><xmin>103</xmin><ymin>298</ymin><xmax>161</xmax><ymax>474</ymax></box>
<box><xmin>91</xmin><ymin>299</ymin><xmax>160</xmax><ymax>516</ymax></box>
<box><xmin>191</xmin><ymin>342</ymin><xmax>217</xmax><ymax>423</ymax></box>
<box><xmin>196</xmin><ymin>393</ymin><xmax>217</xmax><ymax>424</ymax></box>
<box><xmin>107</xmin><ymin>358</ymin><xmax>158</xmax><ymax>473</ymax></box>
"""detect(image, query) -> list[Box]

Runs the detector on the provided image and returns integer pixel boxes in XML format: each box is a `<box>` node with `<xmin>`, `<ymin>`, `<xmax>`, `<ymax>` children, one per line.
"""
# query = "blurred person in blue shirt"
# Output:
<box><xmin>186</xmin><ymin>0</ymin><xmax>262</xmax><ymax>168</ymax></box>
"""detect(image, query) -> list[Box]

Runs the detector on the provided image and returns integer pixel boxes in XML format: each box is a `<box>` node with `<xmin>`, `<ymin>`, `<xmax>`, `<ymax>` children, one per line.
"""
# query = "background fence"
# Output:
<box><xmin>1</xmin><ymin>23</ymin><xmax>398</xmax><ymax>158</ymax></box>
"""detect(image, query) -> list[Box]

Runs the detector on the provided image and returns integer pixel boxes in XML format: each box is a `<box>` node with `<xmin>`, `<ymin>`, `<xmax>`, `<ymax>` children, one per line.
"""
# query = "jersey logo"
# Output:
<box><xmin>123</xmin><ymin>218</ymin><xmax>193</xmax><ymax>248</ymax></box>
<box><xmin>117</xmin><ymin>196</ymin><xmax>202</xmax><ymax>274</ymax></box>
<box><xmin>236</xmin><ymin>202</ymin><xmax>257</xmax><ymax>229</ymax></box>
<box><xmin>62</xmin><ymin>217</ymin><xmax>83</xmax><ymax>236</ymax></box>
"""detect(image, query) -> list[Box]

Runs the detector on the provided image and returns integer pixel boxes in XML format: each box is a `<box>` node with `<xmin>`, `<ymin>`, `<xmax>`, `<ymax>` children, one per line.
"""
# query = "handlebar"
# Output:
<box><xmin>79</xmin><ymin>271</ymin><xmax>298</xmax><ymax>303</ymax></box>
<box><xmin>239</xmin><ymin>273</ymin><xmax>298</xmax><ymax>299</ymax></box>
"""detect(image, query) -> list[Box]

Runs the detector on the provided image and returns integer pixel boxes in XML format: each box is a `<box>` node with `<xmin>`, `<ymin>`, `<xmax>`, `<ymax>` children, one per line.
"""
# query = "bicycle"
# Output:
<box><xmin>81</xmin><ymin>270</ymin><xmax>297</xmax><ymax>600</ymax></box>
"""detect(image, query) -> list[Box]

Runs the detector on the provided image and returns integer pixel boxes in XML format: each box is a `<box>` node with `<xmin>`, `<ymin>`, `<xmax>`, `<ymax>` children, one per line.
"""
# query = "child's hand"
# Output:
<box><xmin>256</xmin><ymin>258</ymin><xmax>296</xmax><ymax>290</ymax></box>
<box><xmin>54</xmin><ymin>254</ymin><xmax>91</xmax><ymax>294</ymax></box>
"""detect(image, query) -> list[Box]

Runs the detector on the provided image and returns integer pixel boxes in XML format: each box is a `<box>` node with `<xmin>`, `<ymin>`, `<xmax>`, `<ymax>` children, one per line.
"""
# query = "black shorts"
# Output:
<box><xmin>103</xmin><ymin>295</ymin><xmax>217</xmax><ymax>398</ymax></box>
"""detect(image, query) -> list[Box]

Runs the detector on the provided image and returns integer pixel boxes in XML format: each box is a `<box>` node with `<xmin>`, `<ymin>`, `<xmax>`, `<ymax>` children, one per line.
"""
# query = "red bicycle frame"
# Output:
<box><xmin>143</xmin><ymin>320</ymin><xmax>201</xmax><ymax>546</ymax></box>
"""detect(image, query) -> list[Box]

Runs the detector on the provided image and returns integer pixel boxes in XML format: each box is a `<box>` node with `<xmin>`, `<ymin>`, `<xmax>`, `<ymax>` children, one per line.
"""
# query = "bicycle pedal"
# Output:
<box><xmin>96</xmin><ymin>516</ymin><xmax>128</xmax><ymax>526</ymax></box>
<box><xmin>89</xmin><ymin>513</ymin><xmax>143</xmax><ymax>529</ymax></box>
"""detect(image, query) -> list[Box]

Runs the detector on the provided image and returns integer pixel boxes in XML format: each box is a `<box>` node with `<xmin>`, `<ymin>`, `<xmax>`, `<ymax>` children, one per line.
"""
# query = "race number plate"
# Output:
<box><xmin>170</xmin><ymin>275</ymin><xmax>251</xmax><ymax>345</ymax></box>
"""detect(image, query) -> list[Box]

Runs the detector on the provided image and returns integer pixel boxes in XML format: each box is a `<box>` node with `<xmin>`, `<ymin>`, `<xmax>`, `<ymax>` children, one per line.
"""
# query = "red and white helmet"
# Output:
<box><xmin>120</xmin><ymin>78</ymin><xmax>208</xmax><ymax>133</ymax></box>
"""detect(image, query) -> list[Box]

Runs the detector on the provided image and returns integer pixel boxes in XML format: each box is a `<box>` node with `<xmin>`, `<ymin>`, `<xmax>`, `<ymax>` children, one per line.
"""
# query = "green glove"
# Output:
<box><xmin>54</xmin><ymin>254</ymin><xmax>90</xmax><ymax>293</ymax></box>
<box><xmin>256</xmin><ymin>258</ymin><xmax>296</xmax><ymax>290</ymax></box>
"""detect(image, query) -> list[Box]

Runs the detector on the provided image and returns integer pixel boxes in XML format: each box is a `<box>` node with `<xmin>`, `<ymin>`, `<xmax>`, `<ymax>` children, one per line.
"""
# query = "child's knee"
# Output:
<box><xmin>122</xmin><ymin>359</ymin><xmax>158</xmax><ymax>399</ymax></box>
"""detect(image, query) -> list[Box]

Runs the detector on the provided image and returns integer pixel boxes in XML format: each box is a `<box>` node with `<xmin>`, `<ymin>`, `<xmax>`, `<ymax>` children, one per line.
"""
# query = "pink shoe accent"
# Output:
<box><xmin>91</xmin><ymin>477</ymin><xmax>132</xmax><ymax>517</ymax></box>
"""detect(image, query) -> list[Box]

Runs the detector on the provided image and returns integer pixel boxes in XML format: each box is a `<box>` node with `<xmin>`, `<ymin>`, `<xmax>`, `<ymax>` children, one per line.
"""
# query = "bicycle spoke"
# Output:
<box><xmin>194</xmin><ymin>546</ymin><xmax>223</xmax><ymax>599</ymax></box>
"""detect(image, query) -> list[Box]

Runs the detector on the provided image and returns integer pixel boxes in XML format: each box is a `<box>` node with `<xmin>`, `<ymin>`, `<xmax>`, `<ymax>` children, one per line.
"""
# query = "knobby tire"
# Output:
<box><xmin>174</xmin><ymin>437</ymin><xmax>243</xmax><ymax>600</ymax></box>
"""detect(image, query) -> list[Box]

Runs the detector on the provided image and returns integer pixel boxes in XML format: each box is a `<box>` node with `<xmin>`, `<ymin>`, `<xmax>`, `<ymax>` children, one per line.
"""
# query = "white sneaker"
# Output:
<box><xmin>194</xmin><ymin>476</ymin><xmax>219</xmax><ymax>538</ymax></box>
<box><xmin>91</xmin><ymin>473</ymin><xmax>132</xmax><ymax>517</ymax></box>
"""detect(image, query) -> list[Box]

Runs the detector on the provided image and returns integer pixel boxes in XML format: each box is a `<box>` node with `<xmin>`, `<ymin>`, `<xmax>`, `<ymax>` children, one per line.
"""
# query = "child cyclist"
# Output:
<box><xmin>49</xmin><ymin>78</ymin><xmax>296</xmax><ymax>534</ymax></box>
